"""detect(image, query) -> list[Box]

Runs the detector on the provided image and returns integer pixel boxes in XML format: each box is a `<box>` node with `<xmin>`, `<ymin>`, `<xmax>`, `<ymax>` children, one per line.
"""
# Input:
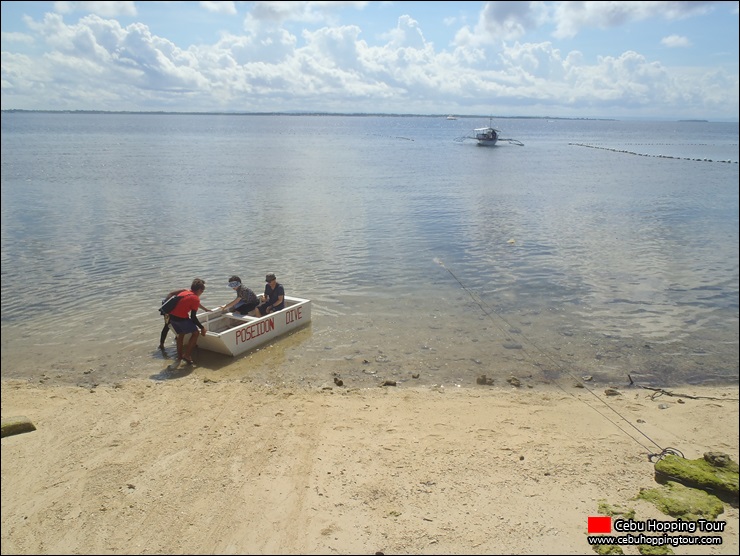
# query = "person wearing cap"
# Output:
<box><xmin>221</xmin><ymin>275</ymin><xmax>260</xmax><ymax>316</ymax></box>
<box><xmin>257</xmin><ymin>272</ymin><xmax>285</xmax><ymax>316</ymax></box>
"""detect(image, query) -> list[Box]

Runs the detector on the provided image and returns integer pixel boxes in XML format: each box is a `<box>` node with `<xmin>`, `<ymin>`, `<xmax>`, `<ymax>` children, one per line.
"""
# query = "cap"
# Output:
<box><xmin>265</xmin><ymin>273</ymin><xmax>276</xmax><ymax>282</ymax></box>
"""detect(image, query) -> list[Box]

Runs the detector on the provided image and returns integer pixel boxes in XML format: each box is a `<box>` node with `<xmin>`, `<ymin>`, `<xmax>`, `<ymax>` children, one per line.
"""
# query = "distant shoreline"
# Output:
<box><xmin>1</xmin><ymin>109</ymin><xmax>617</xmax><ymax>121</ymax></box>
<box><xmin>5</xmin><ymin>110</ymin><xmax>737</xmax><ymax>123</ymax></box>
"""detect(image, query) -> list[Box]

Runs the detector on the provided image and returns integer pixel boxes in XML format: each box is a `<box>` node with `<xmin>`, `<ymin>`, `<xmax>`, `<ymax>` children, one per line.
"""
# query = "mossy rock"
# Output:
<box><xmin>654</xmin><ymin>452</ymin><xmax>738</xmax><ymax>501</ymax></box>
<box><xmin>638</xmin><ymin>481</ymin><xmax>724</xmax><ymax>520</ymax></box>
<box><xmin>597</xmin><ymin>500</ymin><xmax>635</xmax><ymax>520</ymax></box>
<box><xmin>592</xmin><ymin>544</ymin><xmax>624</xmax><ymax>555</ymax></box>
<box><xmin>0</xmin><ymin>416</ymin><xmax>36</xmax><ymax>438</ymax></box>
<box><xmin>638</xmin><ymin>544</ymin><xmax>674</xmax><ymax>555</ymax></box>
<box><xmin>590</xmin><ymin>501</ymin><xmax>631</xmax><ymax>555</ymax></box>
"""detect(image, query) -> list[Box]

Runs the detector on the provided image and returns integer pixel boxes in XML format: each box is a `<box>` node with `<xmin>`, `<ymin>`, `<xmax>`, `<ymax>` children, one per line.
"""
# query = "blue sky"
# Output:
<box><xmin>1</xmin><ymin>1</ymin><xmax>738</xmax><ymax>120</ymax></box>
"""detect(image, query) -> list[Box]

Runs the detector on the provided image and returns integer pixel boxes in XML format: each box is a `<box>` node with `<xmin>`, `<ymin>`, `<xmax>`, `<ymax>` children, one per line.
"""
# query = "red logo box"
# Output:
<box><xmin>588</xmin><ymin>516</ymin><xmax>612</xmax><ymax>533</ymax></box>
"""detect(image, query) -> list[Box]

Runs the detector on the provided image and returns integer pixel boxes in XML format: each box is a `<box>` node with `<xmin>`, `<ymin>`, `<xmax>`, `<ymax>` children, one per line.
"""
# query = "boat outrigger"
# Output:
<box><xmin>187</xmin><ymin>295</ymin><xmax>311</xmax><ymax>356</ymax></box>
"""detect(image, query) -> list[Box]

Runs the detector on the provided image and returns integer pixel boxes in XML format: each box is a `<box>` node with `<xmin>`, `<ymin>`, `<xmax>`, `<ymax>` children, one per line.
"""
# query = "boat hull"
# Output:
<box><xmin>188</xmin><ymin>295</ymin><xmax>311</xmax><ymax>356</ymax></box>
<box><xmin>476</xmin><ymin>138</ymin><xmax>498</xmax><ymax>146</ymax></box>
<box><xmin>474</xmin><ymin>126</ymin><xmax>499</xmax><ymax>146</ymax></box>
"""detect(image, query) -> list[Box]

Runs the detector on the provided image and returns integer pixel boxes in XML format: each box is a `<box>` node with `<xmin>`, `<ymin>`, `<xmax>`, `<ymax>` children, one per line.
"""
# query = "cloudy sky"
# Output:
<box><xmin>1</xmin><ymin>1</ymin><xmax>738</xmax><ymax>120</ymax></box>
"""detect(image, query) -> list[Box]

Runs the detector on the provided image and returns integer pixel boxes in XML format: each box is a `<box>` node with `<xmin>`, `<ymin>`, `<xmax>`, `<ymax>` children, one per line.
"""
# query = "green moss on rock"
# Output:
<box><xmin>592</xmin><ymin>544</ymin><xmax>624</xmax><ymax>555</ymax></box>
<box><xmin>638</xmin><ymin>481</ymin><xmax>724</xmax><ymax>520</ymax></box>
<box><xmin>654</xmin><ymin>452</ymin><xmax>738</xmax><ymax>499</ymax></box>
<box><xmin>0</xmin><ymin>416</ymin><xmax>36</xmax><ymax>437</ymax></box>
<box><xmin>597</xmin><ymin>500</ymin><xmax>635</xmax><ymax>520</ymax></box>
<box><xmin>638</xmin><ymin>544</ymin><xmax>674</xmax><ymax>555</ymax></box>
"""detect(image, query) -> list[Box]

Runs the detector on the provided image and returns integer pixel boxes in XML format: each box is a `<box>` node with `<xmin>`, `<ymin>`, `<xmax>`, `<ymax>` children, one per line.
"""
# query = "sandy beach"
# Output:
<box><xmin>2</xmin><ymin>378</ymin><xmax>738</xmax><ymax>555</ymax></box>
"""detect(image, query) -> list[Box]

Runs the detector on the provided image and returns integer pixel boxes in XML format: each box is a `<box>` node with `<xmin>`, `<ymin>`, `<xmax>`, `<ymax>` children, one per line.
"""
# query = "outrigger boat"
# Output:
<box><xmin>474</xmin><ymin>120</ymin><xmax>499</xmax><ymax>146</ymax></box>
<box><xmin>188</xmin><ymin>295</ymin><xmax>311</xmax><ymax>356</ymax></box>
<box><xmin>455</xmin><ymin>117</ymin><xmax>524</xmax><ymax>147</ymax></box>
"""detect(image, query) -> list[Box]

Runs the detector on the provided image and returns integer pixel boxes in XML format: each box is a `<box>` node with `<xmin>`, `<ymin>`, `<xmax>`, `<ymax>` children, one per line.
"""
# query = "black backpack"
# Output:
<box><xmin>159</xmin><ymin>294</ymin><xmax>181</xmax><ymax>316</ymax></box>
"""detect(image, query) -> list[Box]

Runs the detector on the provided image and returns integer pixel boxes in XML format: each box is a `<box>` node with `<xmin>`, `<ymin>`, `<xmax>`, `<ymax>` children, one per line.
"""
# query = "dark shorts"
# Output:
<box><xmin>234</xmin><ymin>300</ymin><xmax>259</xmax><ymax>314</ymax></box>
<box><xmin>169</xmin><ymin>317</ymin><xmax>198</xmax><ymax>335</ymax></box>
<box><xmin>258</xmin><ymin>302</ymin><xmax>284</xmax><ymax>316</ymax></box>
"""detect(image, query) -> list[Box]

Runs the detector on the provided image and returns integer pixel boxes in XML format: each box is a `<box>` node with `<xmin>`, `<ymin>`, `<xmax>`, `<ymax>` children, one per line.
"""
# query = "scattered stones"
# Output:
<box><xmin>476</xmin><ymin>375</ymin><xmax>494</xmax><ymax>385</ymax></box>
<box><xmin>506</xmin><ymin>377</ymin><xmax>521</xmax><ymax>387</ymax></box>
<box><xmin>604</xmin><ymin>388</ymin><xmax>620</xmax><ymax>396</ymax></box>
<box><xmin>380</xmin><ymin>380</ymin><xmax>397</xmax><ymax>387</ymax></box>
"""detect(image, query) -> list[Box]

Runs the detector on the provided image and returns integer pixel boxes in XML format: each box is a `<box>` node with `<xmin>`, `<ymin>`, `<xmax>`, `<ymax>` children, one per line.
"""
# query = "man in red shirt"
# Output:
<box><xmin>168</xmin><ymin>278</ymin><xmax>209</xmax><ymax>367</ymax></box>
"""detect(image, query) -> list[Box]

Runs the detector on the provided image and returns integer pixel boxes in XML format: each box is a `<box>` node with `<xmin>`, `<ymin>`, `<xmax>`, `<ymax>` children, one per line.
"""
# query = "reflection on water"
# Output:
<box><xmin>1</xmin><ymin>113</ymin><xmax>738</xmax><ymax>388</ymax></box>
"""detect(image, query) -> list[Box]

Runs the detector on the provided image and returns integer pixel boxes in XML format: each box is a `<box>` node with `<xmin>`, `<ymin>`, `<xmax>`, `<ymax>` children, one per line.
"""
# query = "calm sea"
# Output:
<box><xmin>1</xmin><ymin>112</ymin><xmax>738</xmax><ymax>390</ymax></box>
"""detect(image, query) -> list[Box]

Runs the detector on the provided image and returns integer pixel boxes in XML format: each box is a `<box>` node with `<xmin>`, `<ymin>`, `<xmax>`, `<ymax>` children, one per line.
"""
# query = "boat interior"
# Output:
<box><xmin>200</xmin><ymin>296</ymin><xmax>306</xmax><ymax>334</ymax></box>
<box><xmin>203</xmin><ymin>314</ymin><xmax>254</xmax><ymax>334</ymax></box>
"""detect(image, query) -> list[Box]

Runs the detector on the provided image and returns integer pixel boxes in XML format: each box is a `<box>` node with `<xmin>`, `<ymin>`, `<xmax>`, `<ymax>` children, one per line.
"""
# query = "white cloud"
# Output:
<box><xmin>661</xmin><ymin>34</ymin><xmax>691</xmax><ymax>48</ymax></box>
<box><xmin>200</xmin><ymin>1</ymin><xmax>237</xmax><ymax>16</ymax></box>
<box><xmin>0</xmin><ymin>31</ymin><xmax>35</xmax><ymax>44</ymax></box>
<box><xmin>381</xmin><ymin>15</ymin><xmax>426</xmax><ymax>50</ymax></box>
<box><xmin>459</xmin><ymin>1</ymin><xmax>547</xmax><ymax>45</ymax></box>
<box><xmin>0</xmin><ymin>1</ymin><xmax>737</xmax><ymax>119</ymax></box>
<box><xmin>247</xmin><ymin>1</ymin><xmax>370</xmax><ymax>26</ymax></box>
<box><xmin>551</xmin><ymin>1</ymin><xmax>717</xmax><ymax>39</ymax></box>
<box><xmin>53</xmin><ymin>1</ymin><xmax>137</xmax><ymax>17</ymax></box>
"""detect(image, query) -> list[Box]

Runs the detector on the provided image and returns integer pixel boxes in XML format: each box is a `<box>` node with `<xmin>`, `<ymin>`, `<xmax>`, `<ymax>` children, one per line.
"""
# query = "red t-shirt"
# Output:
<box><xmin>169</xmin><ymin>290</ymin><xmax>200</xmax><ymax>319</ymax></box>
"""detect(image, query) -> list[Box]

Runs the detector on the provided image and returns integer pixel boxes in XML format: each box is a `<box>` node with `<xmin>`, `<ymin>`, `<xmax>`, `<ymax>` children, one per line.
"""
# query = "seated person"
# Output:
<box><xmin>222</xmin><ymin>275</ymin><xmax>260</xmax><ymax>316</ymax></box>
<box><xmin>257</xmin><ymin>272</ymin><xmax>285</xmax><ymax>316</ymax></box>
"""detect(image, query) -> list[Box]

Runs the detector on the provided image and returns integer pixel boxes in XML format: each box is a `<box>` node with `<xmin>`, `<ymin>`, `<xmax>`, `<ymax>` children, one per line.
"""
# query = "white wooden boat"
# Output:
<box><xmin>454</xmin><ymin>118</ymin><xmax>524</xmax><ymax>147</ymax></box>
<box><xmin>474</xmin><ymin>117</ymin><xmax>500</xmax><ymax>146</ymax></box>
<box><xmin>189</xmin><ymin>295</ymin><xmax>311</xmax><ymax>356</ymax></box>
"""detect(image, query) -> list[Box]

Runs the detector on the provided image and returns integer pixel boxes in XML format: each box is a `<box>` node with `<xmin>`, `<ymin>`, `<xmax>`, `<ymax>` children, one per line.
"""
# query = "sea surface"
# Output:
<box><xmin>1</xmin><ymin>112</ymin><xmax>738</xmax><ymax>390</ymax></box>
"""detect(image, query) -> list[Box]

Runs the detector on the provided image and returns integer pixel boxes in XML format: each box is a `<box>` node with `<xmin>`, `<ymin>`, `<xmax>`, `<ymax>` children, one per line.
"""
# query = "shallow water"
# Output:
<box><xmin>1</xmin><ymin>113</ymin><xmax>738</xmax><ymax>389</ymax></box>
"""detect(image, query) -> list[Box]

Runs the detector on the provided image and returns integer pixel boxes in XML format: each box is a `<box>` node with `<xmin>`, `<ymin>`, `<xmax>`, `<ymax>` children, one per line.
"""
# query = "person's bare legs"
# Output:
<box><xmin>176</xmin><ymin>334</ymin><xmax>185</xmax><ymax>360</ymax></box>
<box><xmin>183</xmin><ymin>333</ymin><xmax>199</xmax><ymax>363</ymax></box>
